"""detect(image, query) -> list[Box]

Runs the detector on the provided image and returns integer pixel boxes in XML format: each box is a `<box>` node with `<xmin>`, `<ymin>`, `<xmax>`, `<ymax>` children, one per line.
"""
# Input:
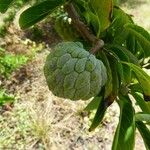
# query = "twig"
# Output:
<box><xmin>91</xmin><ymin>40</ymin><xmax>104</xmax><ymax>54</ymax></box>
<box><xmin>64</xmin><ymin>3</ymin><xmax>104</xmax><ymax>54</ymax></box>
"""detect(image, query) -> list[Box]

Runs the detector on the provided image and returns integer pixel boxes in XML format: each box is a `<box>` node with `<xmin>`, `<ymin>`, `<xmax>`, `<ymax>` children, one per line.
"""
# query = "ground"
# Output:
<box><xmin>0</xmin><ymin>0</ymin><xmax>150</xmax><ymax>149</ymax></box>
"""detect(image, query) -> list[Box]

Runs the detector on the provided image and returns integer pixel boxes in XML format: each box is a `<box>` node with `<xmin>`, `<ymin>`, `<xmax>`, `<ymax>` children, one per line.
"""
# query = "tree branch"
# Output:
<box><xmin>91</xmin><ymin>40</ymin><xmax>104</xmax><ymax>54</ymax></box>
<box><xmin>64</xmin><ymin>3</ymin><xmax>104</xmax><ymax>54</ymax></box>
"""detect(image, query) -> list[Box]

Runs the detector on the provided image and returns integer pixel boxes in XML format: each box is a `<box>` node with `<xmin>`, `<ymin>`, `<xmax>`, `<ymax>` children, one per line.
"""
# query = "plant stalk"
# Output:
<box><xmin>64</xmin><ymin>3</ymin><xmax>104</xmax><ymax>54</ymax></box>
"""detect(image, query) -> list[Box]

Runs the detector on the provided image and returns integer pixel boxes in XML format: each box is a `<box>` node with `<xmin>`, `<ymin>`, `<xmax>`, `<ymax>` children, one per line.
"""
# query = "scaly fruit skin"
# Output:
<box><xmin>44</xmin><ymin>42</ymin><xmax>107</xmax><ymax>100</ymax></box>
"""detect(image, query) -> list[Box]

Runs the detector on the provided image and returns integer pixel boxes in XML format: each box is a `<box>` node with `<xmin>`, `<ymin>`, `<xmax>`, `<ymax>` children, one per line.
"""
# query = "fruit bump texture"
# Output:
<box><xmin>44</xmin><ymin>42</ymin><xmax>107</xmax><ymax>100</ymax></box>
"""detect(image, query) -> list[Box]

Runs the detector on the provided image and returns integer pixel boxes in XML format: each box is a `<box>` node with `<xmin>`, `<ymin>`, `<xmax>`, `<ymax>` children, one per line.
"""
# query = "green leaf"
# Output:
<box><xmin>89</xmin><ymin>88</ymin><xmax>112</xmax><ymax>131</ymax></box>
<box><xmin>135</xmin><ymin>113</ymin><xmax>150</xmax><ymax>123</ymax></box>
<box><xmin>19</xmin><ymin>0</ymin><xmax>64</xmax><ymax>29</ymax></box>
<box><xmin>107</xmin><ymin>44</ymin><xmax>140</xmax><ymax>84</ymax></box>
<box><xmin>123</xmin><ymin>65</ymin><xmax>132</xmax><ymax>84</ymax></box>
<box><xmin>129</xmin><ymin>83</ymin><xmax>143</xmax><ymax>93</ymax></box>
<box><xmin>108</xmin><ymin>53</ymin><xmax>120</xmax><ymax>93</ymax></box>
<box><xmin>113</xmin><ymin>27</ymin><xmax>129</xmax><ymax>45</ymax></box>
<box><xmin>112</xmin><ymin>96</ymin><xmax>135</xmax><ymax>150</ymax></box>
<box><xmin>89</xmin><ymin>96</ymin><xmax>107</xmax><ymax>131</ymax></box>
<box><xmin>0</xmin><ymin>0</ymin><xmax>14</xmax><ymax>13</ymax></box>
<box><xmin>89</xmin><ymin>0</ymin><xmax>112</xmax><ymax>33</ymax></box>
<box><xmin>84</xmin><ymin>96</ymin><xmax>102</xmax><ymax>111</ymax></box>
<box><xmin>125</xmin><ymin>24</ymin><xmax>150</xmax><ymax>57</ymax></box>
<box><xmin>136</xmin><ymin>121</ymin><xmax>150</xmax><ymax>150</ymax></box>
<box><xmin>113</xmin><ymin>7</ymin><xmax>133</xmax><ymax>25</ymax></box>
<box><xmin>106</xmin><ymin>44</ymin><xmax>139</xmax><ymax>65</ymax></box>
<box><xmin>106</xmin><ymin>44</ymin><xmax>129</xmax><ymax>61</ymax></box>
<box><xmin>117</xmin><ymin>62</ymin><xmax>125</xmax><ymax>84</ymax></box>
<box><xmin>126</xmin><ymin>34</ymin><xmax>136</xmax><ymax>54</ymax></box>
<box><xmin>111</xmin><ymin>7</ymin><xmax>133</xmax><ymax>44</ymax></box>
<box><xmin>84</xmin><ymin>11</ymin><xmax>100</xmax><ymax>36</ymax></box>
<box><xmin>122</xmin><ymin>62</ymin><xmax>150</xmax><ymax>96</ymax></box>
<box><xmin>97</xmin><ymin>51</ymin><xmax>112</xmax><ymax>97</ymax></box>
<box><xmin>113</xmin><ymin>0</ymin><xmax>120</xmax><ymax>5</ymax></box>
<box><xmin>131</xmin><ymin>92</ymin><xmax>150</xmax><ymax>114</ymax></box>
<box><xmin>104</xmin><ymin>49</ymin><xmax>125</xmax><ymax>85</ymax></box>
<box><xmin>89</xmin><ymin>54</ymin><xmax>118</xmax><ymax>131</ymax></box>
<box><xmin>126</xmin><ymin>24</ymin><xmax>150</xmax><ymax>41</ymax></box>
<box><xmin>0</xmin><ymin>90</ymin><xmax>15</xmax><ymax>106</ymax></box>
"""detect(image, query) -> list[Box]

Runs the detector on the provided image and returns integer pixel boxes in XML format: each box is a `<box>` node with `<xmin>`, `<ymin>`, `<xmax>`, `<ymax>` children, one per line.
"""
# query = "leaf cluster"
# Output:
<box><xmin>0</xmin><ymin>47</ymin><xmax>28</xmax><ymax>78</ymax></box>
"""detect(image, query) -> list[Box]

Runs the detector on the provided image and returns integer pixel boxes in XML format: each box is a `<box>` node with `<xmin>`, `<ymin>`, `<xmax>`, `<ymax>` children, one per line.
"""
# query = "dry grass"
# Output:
<box><xmin>0</xmin><ymin>50</ymin><xmax>119</xmax><ymax>149</ymax></box>
<box><xmin>27</xmin><ymin>97</ymin><xmax>54</xmax><ymax>149</ymax></box>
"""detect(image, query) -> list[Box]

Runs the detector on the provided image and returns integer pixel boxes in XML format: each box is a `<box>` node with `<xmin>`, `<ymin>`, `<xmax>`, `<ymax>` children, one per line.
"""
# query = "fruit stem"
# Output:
<box><xmin>64</xmin><ymin>3</ymin><xmax>104</xmax><ymax>54</ymax></box>
<box><xmin>91</xmin><ymin>40</ymin><xmax>104</xmax><ymax>54</ymax></box>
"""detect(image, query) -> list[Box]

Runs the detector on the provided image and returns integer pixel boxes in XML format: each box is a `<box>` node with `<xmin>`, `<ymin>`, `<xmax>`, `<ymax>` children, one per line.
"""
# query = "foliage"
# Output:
<box><xmin>0</xmin><ymin>89</ymin><xmax>15</xmax><ymax>106</ymax></box>
<box><xmin>0</xmin><ymin>47</ymin><xmax>28</xmax><ymax>78</ymax></box>
<box><xmin>0</xmin><ymin>0</ymin><xmax>150</xmax><ymax>150</ymax></box>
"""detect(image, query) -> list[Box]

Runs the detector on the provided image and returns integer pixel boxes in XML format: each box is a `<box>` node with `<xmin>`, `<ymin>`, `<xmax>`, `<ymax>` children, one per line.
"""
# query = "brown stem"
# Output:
<box><xmin>104</xmin><ymin>93</ymin><xmax>116</xmax><ymax>107</ymax></box>
<box><xmin>91</xmin><ymin>40</ymin><xmax>104</xmax><ymax>54</ymax></box>
<box><xmin>64</xmin><ymin>3</ymin><xmax>104</xmax><ymax>54</ymax></box>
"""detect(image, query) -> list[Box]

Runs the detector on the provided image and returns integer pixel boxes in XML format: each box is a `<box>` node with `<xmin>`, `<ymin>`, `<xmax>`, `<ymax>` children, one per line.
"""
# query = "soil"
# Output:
<box><xmin>1</xmin><ymin>49</ymin><xmax>119</xmax><ymax>150</ymax></box>
<box><xmin>0</xmin><ymin>46</ymin><xmax>145</xmax><ymax>150</ymax></box>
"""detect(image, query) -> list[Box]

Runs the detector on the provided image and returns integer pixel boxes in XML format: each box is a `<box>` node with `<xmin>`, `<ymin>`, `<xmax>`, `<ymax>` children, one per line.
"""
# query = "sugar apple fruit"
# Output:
<box><xmin>44</xmin><ymin>42</ymin><xmax>107</xmax><ymax>100</ymax></box>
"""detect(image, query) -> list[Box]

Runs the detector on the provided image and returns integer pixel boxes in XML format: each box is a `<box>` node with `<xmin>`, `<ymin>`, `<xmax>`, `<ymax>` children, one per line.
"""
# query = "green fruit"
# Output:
<box><xmin>44</xmin><ymin>42</ymin><xmax>107</xmax><ymax>100</ymax></box>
